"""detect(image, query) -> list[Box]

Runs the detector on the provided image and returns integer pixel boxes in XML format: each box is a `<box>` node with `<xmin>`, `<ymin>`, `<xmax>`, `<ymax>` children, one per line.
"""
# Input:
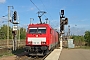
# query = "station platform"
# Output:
<box><xmin>45</xmin><ymin>48</ymin><xmax>62</xmax><ymax>60</ymax></box>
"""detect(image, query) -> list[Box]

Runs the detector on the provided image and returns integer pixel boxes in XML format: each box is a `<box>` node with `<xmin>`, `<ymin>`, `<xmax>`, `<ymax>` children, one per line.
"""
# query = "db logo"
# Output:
<box><xmin>36</xmin><ymin>35</ymin><xmax>38</xmax><ymax>37</ymax></box>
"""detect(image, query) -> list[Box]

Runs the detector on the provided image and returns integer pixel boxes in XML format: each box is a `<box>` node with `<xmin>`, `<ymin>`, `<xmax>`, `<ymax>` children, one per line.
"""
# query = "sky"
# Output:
<box><xmin>0</xmin><ymin>0</ymin><xmax>90</xmax><ymax>35</ymax></box>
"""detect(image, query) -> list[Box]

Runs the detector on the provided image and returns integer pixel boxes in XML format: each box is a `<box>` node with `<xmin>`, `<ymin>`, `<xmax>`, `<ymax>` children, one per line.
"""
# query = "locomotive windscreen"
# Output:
<box><xmin>29</xmin><ymin>27</ymin><xmax>46</xmax><ymax>34</ymax></box>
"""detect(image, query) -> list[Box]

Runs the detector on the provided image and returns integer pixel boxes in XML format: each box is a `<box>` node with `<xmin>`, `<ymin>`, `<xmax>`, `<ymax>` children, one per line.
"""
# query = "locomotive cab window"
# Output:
<box><xmin>38</xmin><ymin>27</ymin><xmax>46</xmax><ymax>34</ymax></box>
<box><xmin>29</xmin><ymin>27</ymin><xmax>46</xmax><ymax>34</ymax></box>
<box><xmin>29</xmin><ymin>28</ymin><xmax>37</xmax><ymax>34</ymax></box>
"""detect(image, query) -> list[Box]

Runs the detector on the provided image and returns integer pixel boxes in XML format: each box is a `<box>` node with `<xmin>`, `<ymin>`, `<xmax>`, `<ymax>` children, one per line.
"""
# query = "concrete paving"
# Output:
<box><xmin>45</xmin><ymin>48</ymin><xmax>62</xmax><ymax>60</ymax></box>
<box><xmin>59</xmin><ymin>49</ymin><xmax>90</xmax><ymax>60</ymax></box>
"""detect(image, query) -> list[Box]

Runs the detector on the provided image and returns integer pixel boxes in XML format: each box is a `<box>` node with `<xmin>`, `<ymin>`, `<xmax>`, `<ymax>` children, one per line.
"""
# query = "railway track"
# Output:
<box><xmin>15</xmin><ymin>49</ymin><xmax>52</xmax><ymax>60</ymax></box>
<box><xmin>15</xmin><ymin>44</ymin><xmax>60</xmax><ymax>60</ymax></box>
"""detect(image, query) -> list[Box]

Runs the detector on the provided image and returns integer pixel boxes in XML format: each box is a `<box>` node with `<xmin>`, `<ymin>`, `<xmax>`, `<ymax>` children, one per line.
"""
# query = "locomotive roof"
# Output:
<box><xmin>28</xmin><ymin>23</ymin><xmax>51</xmax><ymax>28</ymax></box>
<box><xmin>28</xmin><ymin>23</ymin><xmax>59</xmax><ymax>33</ymax></box>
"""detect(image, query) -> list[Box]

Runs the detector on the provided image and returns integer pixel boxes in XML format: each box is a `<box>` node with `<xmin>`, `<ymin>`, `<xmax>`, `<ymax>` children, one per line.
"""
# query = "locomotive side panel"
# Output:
<box><xmin>48</xmin><ymin>27</ymin><xmax>59</xmax><ymax>50</ymax></box>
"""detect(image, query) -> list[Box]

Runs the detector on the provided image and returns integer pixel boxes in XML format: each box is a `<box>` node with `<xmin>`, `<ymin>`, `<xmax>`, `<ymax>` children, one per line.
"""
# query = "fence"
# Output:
<box><xmin>0</xmin><ymin>39</ymin><xmax>25</xmax><ymax>47</ymax></box>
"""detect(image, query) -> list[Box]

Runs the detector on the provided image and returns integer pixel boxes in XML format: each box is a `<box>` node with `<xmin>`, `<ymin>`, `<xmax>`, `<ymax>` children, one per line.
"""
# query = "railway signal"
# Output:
<box><xmin>63</xmin><ymin>18</ymin><xmax>68</xmax><ymax>25</ymax></box>
<box><xmin>60</xmin><ymin>10</ymin><xmax>68</xmax><ymax>32</ymax></box>
<box><xmin>61</xmin><ymin>10</ymin><xmax>64</xmax><ymax>15</ymax></box>
<box><xmin>13</xmin><ymin>11</ymin><xmax>17</xmax><ymax>20</ymax></box>
<box><xmin>12</xmin><ymin>10</ymin><xmax>19</xmax><ymax>51</ymax></box>
<box><xmin>12</xmin><ymin>31</ymin><xmax>16</xmax><ymax>35</ymax></box>
<box><xmin>60</xmin><ymin>20</ymin><xmax>64</xmax><ymax>32</ymax></box>
<box><xmin>12</xmin><ymin>11</ymin><xmax>19</xmax><ymax>24</ymax></box>
<box><xmin>60</xmin><ymin>10</ymin><xmax>68</xmax><ymax>49</ymax></box>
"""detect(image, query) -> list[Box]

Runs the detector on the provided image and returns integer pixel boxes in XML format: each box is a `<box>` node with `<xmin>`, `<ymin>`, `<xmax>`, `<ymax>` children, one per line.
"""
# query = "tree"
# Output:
<box><xmin>0</xmin><ymin>24</ymin><xmax>13</xmax><ymax>39</ymax></box>
<box><xmin>0</xmin><ymin>25</ymin><xmax>7</xmax><ymax>39</ymax></box>
<box><xmin>20</xmin><ymin>27</ymin><xmax>26</xmax><ymax>39</ymax></box>
<box><xmin>71</xmin><ymin>35</ymin><xmax>85</xmax><ymax>46</ymax></box>
<box><xmin>0</xmin><ymin>24</ymin><xmax>26</xmax><ymax>40</ymax></box>
<box><xmin>84</xmin><ymin>31</ymin><xmax>90</xmax><ymax>46</ymax></box>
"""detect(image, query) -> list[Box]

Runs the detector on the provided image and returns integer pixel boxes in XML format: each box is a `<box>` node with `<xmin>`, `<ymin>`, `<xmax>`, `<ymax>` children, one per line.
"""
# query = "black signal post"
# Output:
<box><xmin>60</xmin><ymin>10</ymin><xmax>65</xmax><ymax>33</ymax></box>
<box><xmin>60</xmin><ymin>10</ymin><xmax>68</xmax><ymax>49</ymax></box>
<box><xmin>13</xmin><ymin>11</ymin><xmax>17</xmax><ymax>20</ymax></box>
<box><xmin>60</xmin><ymin>10</ymin><xmax>68</xmax><ymax>33</ymax></box>
<box><xmin>12</xmin><ymin>11</ymin><xmax>19</xmax><ymax>51</ymax></box>
<box><xmin>61</xmin><ymin>10</ymin><xmax>64</xmax><ymax>15</ymax></box>
<box><xmin>60</xmin><ymin>20</ymin><xmax>64</xmax><ymax>32</ymax></box>
<box><xmin>64</xmin><ymin>18</ymin><xmax>68</xmax><ymax>25</ymax></box>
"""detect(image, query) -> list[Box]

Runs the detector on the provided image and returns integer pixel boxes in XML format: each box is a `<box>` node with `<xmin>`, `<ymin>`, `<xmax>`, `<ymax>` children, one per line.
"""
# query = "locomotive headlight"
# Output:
<box><xmin>28</xmin><ymin>41</ymin><xmax>32</xmax><ymax>44</ymax></box>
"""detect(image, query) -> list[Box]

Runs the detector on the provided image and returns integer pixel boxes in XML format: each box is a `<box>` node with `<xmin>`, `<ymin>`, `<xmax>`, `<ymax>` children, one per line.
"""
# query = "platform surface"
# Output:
<box><xmin>59</xmin><ymin>49</ymin><xmax>90</xmax><ymax>60</ymax></box>
<box><xmin>45</xmin><ymin>48</ymin><xmax>62</xmax><ymax>60</ymax></box>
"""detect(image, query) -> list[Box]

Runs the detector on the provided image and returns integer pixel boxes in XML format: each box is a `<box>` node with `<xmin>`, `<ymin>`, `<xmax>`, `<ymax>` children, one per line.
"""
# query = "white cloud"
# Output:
<box><xmin>0</xmin><ymin>17</ymin><xmax>8</xmax><ymax>23</ymax></box>
<box><xmin>30</xmin><ymin>7</ymin><xmax>34</xmax><ymax>11</ymax></box>
<box><xmin>0</xmin><ymin>0</ymin><xmax>6</xmax><ymax>4</ymax></box>
<box><xmin>49</xmin><ymin>20</ymin><xmax>60</xmax><ymax>32</ymax></box>
<box><xmin>64</xmin><ymin>23</ymin><xmax>90</xmax><ymax>35</ymax></box>
<box><xmin>26</xmin><ymin>7</ymin><xmax>35</xmax><ymax>12</ymax></box>
<box><xmin>70</xmin><ymin>27</ymin><xmax>86</xmax><ymax>35</ymax></box>
<box><xmin>67</xmin><ymin>23</ymin><xmax>90</xmax><ymax>29</ymax></box>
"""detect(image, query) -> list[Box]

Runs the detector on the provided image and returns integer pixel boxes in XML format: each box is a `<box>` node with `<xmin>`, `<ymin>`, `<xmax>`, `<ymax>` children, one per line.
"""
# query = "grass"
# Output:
<box><xmin>0</xmin><ymin>50</ymin><xmax>14</xmax><ymax>58</ymax></box>
<box><xmin>0</xmin><ymin>47</ymin><xmax>25</xmax><ymax>58</ymax></box>
<box><xmin>77</xmin><ymin>46</ymin><xmax>90</xmax><ymax>49</ymax></box>
<box><xmin>12</xmin><ymin>47</ymin><xmax>25</xmax><ymax>55</ymax></box>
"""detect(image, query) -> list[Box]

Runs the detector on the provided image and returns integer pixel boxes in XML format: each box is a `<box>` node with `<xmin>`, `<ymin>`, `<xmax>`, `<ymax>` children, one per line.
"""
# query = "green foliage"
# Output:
<box><xmin>0</xmin><ymin>24</ymin><xmax>26</xmax><ymax>40</ymax></box>
<box><xmin>72</xmin><ymin>31</ymin><xmax>90</xmax><ymax>46</ymax></box>
<box><xmin>0</xmin><ymin>25</ymin><xmax>7</xmax><ymax>39</ymax></box>
<box><xmin>84</xmin><ymin>31</ymin><xmax>90</xmax><ymax>46</ymax></box>
<box><xmin>20</xmin><ymin>27</ymin><xmax>26</xmax><ymax>39</ymax></box>
<box><xmin>72</xmin><ymin>35</ymin><xmax>84</xmax><ymax>42</ymax></box>
<box><xmin>71</xmin><ymin>35</ymin><xmax>85</xmax><ymax>46</ymax></box>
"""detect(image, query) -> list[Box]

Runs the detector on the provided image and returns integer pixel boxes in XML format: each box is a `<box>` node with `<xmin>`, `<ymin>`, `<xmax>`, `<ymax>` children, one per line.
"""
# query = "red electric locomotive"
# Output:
<box><xmin>25</xmin><ymin>23</ymin><xmax>59</xmax><ymax>56</ymax></box>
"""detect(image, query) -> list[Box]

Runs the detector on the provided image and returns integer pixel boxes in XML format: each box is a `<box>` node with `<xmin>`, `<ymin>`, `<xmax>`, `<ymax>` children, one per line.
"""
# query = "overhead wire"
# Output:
<box><xmin>30</xmin><ymin>0</ymin><xmax>55</xmax><ymax>24</ymax></box>
<box><xmin>40</xmin><ymin>0</ymin><xmax>60</xmax><ymax>30</ymax></box>
<box><xmin>29</xmin><ymin>0</ymin><xmax>47</xmax><ymax>18</ymax></box>
<box><xmin>40</xmin><ymin>0</ymin><xmax>54</xmax><ymax>21</ymax></box>
<box><xmin>29</xmin><ymin>0</ymin><xmax>60</xmax><ymax>32</ymax></box>
<box><xmin>30</xmin><ymin>0</ymin><xmax>40</xmax><ymax>11</ymax></box>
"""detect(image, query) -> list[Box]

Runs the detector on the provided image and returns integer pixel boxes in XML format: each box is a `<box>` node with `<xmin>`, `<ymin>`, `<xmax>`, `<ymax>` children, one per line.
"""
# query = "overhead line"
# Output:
<box><xmin>30</xmin><ymin>0</ymin><xmax>40</xmax><ymax>11</ymax></box>
<box><xmin>30</xmin><ymin>0</ymin><xmax>47</xmax><ymax>18</ymax></box>
<box><xmin>40</xmin><ymin>0</ymin><xmax>54</xmax><ymax>20</ymax></box>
